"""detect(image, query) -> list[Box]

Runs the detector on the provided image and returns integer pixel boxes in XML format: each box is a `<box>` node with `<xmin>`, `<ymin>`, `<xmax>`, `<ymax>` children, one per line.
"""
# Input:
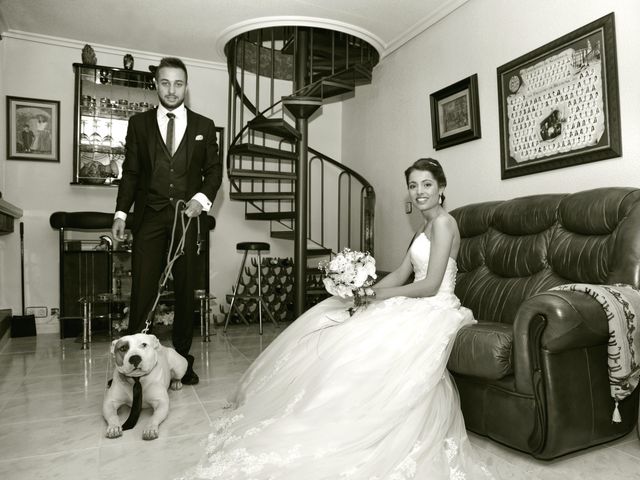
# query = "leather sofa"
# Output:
<box><xmin>447</xmin><ymin>187</ymin><xmax>640</xmax><ymax>459</ymax></box>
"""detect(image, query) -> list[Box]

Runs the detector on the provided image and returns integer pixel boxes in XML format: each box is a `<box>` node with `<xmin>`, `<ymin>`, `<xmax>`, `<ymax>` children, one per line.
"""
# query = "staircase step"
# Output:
<box><xmin>229</xmin><ymin>168</ymin><xmax>296</xmax><ymax>180</ymax></box>
<box><xmin>270</xmin><ymin>230</ymin><xmax>295</xmax><ymax>240</ymax></box>
<box><xmin>282</xmin><ymin>96</ymin><xmax>323</xmax><ymax>119</ymax></box>
<box><xmin>308</xmin><ymin>247</ymin><xmax>333</xmax><ymax>256</ymax></box>
<box><xmin>281</xmin><ymin>33</ymin><xmax>367</xmax><ymax>58</ymax></box>
<box><xmin>230</xmin><ymin>192</ymin><xmax>295</xmax><ymax>201</ymax></box>
<box><xmin>247</xmin><ymin>116</ymin><xmax>300</xmax><ymax>141</ymax></box>
<box><xmin>269</xmin><ymin>231</ymin><xmax>332</xmax><ymax>255</ymax></box>
<box><xmin>246</xmin><ymin>211</ymin><xmax>296</xmax><ymax>220</ymax></box>
<box><xmin>300</xmin><ymin>79</ymin><xmax>355</xmax><ymax>100</ymax></box>
<box><xmin>330</xmin><ymin>64</ymin><xmax>372</xmax><ymax>86</ymax></box>
<box><xmin>229</xmin><ymin>143</ymin><xmax>297</xmax><ymax>161</ymax></box>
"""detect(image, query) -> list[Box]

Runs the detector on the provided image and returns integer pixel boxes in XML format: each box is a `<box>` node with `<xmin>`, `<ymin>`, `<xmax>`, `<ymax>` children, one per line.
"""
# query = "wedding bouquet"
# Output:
<box><xmin>318</xmin><ymin>248</ymin><xmax>377</xmax><ymax>315</ymax></box>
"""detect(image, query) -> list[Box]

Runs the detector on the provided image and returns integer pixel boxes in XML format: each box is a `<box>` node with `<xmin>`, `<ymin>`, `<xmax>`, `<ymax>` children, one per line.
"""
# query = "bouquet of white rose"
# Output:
<box><xmin>318</xmin><ymin>248</ymin><xmax>377</xmax><ymax>315</ymax></box>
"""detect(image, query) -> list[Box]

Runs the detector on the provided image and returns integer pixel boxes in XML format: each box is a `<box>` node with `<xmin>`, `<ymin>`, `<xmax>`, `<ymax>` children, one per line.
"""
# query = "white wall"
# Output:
<box><xmin>342</xmin><ymin>0</ymin><xmax>640</xmax><ymax>271</ymax></box>
<box><xmin>0</xmin><ymin>36</ymin><xmax>9</xmax><ymax>310</ymax></box>
<box><xmin>0</xmin><ymin>34</ymin><xmax>343</xmax><ymax>333</ymax></box>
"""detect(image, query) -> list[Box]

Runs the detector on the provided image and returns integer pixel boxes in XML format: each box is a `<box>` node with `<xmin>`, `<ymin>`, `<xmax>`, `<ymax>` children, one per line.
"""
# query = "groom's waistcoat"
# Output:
<box><xmin>147</xmin><ymin>127</ymin><xmax>188</xmax><ymax>210</ymax></box>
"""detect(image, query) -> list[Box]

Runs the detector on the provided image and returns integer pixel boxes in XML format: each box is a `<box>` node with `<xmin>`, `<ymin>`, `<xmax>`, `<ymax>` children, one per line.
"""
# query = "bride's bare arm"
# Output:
<box><xmin>372</xmin><ymin>216</ymin><xmax>455</xmax><ymax>300</ymax></box>
<box><xmin>372</xmin><ymin>250</ymin><xmax>413</xmax><ymax>289</ymax></box>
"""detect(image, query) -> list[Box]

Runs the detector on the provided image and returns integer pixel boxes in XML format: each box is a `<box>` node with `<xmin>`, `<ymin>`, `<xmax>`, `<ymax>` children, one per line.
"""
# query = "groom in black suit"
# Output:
<box><xmin>111</xmin><ymin>57</ymin><xmax>222</xmax><ymax>385</ymax></box>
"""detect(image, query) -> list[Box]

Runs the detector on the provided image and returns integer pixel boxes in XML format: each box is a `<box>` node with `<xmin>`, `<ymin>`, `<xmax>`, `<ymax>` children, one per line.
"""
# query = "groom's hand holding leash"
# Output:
<box><xmin>183</xmin><ymin>199</ymin><xmax>203</xmax><ymax>218</ymax></box>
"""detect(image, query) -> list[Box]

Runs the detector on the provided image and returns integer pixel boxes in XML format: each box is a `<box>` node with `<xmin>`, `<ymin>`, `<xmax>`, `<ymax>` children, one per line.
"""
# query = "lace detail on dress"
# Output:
<box><xmin>182</xmin><ymin>391</ymin><xmax>308</xmax><ymax>479</ymax></box>
<box><xmin>388</xmin><ymin>441</ymin><xmax>422</xmax><ymax>479</ymax></box>
<box><xmin>444</xmin><ymin>438</ymin><xmax>466</xmax><ymax>480</ymax></box>
<box><xmin>190</xmin><ymin>445</ymin><xmax>302</xmax><ymax>479</ymax></box>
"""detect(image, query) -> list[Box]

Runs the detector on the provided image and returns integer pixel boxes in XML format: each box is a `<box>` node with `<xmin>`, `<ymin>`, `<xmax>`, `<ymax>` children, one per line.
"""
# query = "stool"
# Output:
<box><xmin>224</xmin><ymin>242</ymin><xmax>278</xmax><ymax>335</ymax></box>
<box><xmin>195</xmin><ymin>289</ymin><xmax>216</xmax><ymax>342</ymax></box>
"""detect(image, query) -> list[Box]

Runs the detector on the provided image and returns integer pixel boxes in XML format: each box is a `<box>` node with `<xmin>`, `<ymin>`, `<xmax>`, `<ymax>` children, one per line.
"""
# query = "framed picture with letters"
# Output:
<box><xmin>497</xmin><ymin>13</ymin><xmax>621</xmax><ymax>179</ymax></box>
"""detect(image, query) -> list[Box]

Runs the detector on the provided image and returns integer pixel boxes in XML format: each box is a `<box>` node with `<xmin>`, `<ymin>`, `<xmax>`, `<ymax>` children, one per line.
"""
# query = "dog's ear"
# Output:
<box><xmin>110</xmin><ymin>338</ymin><xmax>120</xmax><ymax>355</ymax></box>
<box><xmin>149</xmin><ymin>334</ymin><xmax>160</xmax><ymax>350</ymax></box>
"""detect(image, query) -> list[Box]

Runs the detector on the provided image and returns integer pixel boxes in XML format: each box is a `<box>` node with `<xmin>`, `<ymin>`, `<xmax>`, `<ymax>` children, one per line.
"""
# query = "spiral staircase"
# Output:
<box><xmin>224</xmin><ymin>26</ymin><xmax>379</xmax><ymax>318</ymax></box>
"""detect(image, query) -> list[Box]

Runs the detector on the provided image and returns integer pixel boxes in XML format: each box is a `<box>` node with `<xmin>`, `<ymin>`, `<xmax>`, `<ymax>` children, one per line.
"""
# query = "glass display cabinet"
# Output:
<box><xmin>72</xmin><ymin>63</ymin><xmax>157</xmax><ymax>186</ymax></box>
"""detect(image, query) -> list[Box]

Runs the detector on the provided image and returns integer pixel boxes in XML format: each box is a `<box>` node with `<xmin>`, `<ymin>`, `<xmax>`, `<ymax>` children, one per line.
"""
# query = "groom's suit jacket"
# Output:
<box><xmin>115</xmin><ymin>107</ymin><xmax>222</xmax><ymax>232</ymax></box>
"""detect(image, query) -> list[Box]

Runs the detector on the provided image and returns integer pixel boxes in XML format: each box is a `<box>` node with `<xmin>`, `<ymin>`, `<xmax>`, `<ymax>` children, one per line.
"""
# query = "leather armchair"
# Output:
<box><xmin>447</xmin><ymin>187</ymin><xmax>640</xmax><ymax>459</ymax></box>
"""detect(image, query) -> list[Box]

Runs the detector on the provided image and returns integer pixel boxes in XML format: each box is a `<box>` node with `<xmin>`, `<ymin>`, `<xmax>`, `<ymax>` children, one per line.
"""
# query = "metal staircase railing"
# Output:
<box><xmin>224</xmin><ymin>26</ymin><xmax>379</xmax><ymax>313</ymax></box>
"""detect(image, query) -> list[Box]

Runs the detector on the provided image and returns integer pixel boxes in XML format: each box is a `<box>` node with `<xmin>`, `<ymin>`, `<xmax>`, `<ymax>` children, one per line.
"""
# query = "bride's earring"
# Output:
<box><xmin>405</xmin><ymin>202</ymin><xmax>413</xmax><ymax>214</ymax></box>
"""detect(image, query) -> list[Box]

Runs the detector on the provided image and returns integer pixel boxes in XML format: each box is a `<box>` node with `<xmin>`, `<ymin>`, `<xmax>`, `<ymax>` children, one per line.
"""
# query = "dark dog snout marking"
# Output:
<box><xmin>129</xmin><ymin>355</ymin><xmax>142</xmax><ymax>367</ymax></box>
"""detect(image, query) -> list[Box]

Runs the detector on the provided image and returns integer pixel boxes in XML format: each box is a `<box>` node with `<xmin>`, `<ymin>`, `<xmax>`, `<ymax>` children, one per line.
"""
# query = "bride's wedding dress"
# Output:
<box><xmin>179</xmin><ymin>233</ymin><xmax>493</xmax><ymax>479</ymax></box>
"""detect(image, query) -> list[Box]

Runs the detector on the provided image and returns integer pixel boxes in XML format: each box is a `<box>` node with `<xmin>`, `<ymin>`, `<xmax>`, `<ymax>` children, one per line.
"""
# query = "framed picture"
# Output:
<box><xmin>429</xmin><ymin>74</ymin><xmax>481</xmax><ymax>150</ymax></box>
<box><xmin>6</xmin><ymin>96</ymin><xmax>60</xmax><ymax>162</ymax></box>
<box><xmin>497</xmin><ymin>13</ymin><xmax>620</xmax><ymax>179</ymax></box>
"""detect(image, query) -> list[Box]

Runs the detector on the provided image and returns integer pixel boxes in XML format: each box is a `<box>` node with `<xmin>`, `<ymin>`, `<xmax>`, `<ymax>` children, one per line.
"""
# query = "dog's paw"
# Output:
<box><xmin>142</xmin><ymin>424</ymin><xmax>159</xmax><ymax>440</ymax></box>
<box><xmin>170</xmin><ymin>379</ymin><xmax>183</xmax><ymax>390</ymax></box>
<box><xmin>105</xmin><ymin>424</ymin><xmax>123</xmax><ymax>438</ymax></box>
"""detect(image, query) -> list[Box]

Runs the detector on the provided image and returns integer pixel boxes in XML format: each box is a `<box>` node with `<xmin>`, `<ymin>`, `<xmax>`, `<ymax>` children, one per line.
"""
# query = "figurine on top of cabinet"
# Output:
<box><xmin>82</xmin><ymin>44</ymin><xmax>97</xmax><ymax>65</ymax></box>
<box><xmin>123</xmin><ymin>54</ymin><xmax>134</xmax><ymax>70</ymax></box>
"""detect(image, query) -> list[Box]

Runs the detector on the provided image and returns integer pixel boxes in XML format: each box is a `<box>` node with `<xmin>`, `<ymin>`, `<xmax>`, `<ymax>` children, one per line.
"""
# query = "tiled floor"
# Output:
<box><xmin>0</xmin><ymin>325</ymin><xmax>638</xmax><ymax>480</ymax></box>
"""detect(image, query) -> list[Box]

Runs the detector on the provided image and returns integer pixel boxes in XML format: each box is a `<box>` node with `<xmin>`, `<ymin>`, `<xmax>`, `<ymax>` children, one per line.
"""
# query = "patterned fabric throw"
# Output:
<box><xmin>551</xmin><ymin>283</ymin><xmax>640</xmax><ymax>422</ymax></box>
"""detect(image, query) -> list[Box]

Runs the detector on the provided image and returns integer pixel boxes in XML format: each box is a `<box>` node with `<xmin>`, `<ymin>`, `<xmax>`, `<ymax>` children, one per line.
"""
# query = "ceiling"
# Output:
<box><xmin>0</xmin><ymin>0</ymin><xmax>467</xmax><ymax>65</ymax></box>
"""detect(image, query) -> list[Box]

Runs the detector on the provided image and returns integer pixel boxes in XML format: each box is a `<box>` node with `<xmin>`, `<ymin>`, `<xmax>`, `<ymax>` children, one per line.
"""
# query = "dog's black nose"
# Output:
<box><xmin>128</xmin><ymin>354</ymin><xmax>142</xmax><ymax>367</ymax></box>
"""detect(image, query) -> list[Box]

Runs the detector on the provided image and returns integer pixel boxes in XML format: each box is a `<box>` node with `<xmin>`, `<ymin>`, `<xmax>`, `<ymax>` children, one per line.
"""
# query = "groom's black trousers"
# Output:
<box><xmin>128</xmin><ymin>204</ymin><xmax>198</xmax><ymax>358</ymax></box>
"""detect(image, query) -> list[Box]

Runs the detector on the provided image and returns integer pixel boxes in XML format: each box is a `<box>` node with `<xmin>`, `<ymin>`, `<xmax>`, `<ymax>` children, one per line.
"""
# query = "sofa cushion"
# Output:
<box><xmin>448</xmin><ymin>322</ymin><xmax>513</xmax><ymax>380</ymax></box>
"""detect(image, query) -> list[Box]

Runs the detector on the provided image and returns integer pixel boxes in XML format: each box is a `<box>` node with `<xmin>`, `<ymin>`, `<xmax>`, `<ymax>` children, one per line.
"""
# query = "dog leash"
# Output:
<box><xmin>140</xmin><ymin>199</ymin><xmax>201</xmax><ymax>335</ymax></box>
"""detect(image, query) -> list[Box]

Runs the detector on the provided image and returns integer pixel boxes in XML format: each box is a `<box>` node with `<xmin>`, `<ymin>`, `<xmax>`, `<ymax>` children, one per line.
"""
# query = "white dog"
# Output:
<box><xmin>103</xmin><ymin>333</ymin><xmax>188</xmax><ymax>440</ymax></box>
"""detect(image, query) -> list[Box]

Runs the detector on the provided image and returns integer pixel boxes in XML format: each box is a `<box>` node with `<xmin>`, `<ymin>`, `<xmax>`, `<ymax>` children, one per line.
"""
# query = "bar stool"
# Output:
<box><xmin>224</xmin><ymin>242</ymin><xmax>278</xmax><ymax>335</ymax></box>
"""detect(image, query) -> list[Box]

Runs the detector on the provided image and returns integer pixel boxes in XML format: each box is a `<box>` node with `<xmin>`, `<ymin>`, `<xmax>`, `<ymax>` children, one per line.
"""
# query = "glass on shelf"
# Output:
<box><xmin>74</xmin><ymin>63</ymin><xmax>157</xmax><ymax>186</ymax></box>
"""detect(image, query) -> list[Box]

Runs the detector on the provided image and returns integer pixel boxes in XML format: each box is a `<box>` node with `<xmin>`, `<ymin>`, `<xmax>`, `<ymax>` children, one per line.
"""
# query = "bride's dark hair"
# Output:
<box><xmin>404</xmin><ymin>158</ymin><xmax>447</xmax><ymax>204</ymax></box>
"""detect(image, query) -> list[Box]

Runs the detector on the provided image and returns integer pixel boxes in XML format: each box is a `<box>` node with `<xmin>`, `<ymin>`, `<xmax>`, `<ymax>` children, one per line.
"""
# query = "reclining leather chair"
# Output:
<box><xmin>447</xmin><ymin>187</ymin><xmax>640</xmax><ymax>459</ymax></box>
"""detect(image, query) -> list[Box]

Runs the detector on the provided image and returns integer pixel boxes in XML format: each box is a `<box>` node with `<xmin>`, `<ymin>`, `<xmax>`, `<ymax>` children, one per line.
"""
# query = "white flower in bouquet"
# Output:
<box><xmin>319</xmin><ymin>248</ymin><xmax>377</xmax><ymax>315</ymax></box>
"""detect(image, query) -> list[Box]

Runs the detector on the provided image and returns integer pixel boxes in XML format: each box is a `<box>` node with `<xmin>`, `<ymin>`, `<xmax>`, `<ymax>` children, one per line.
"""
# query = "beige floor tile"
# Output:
<box><xmin>0</xmin><ymin>353</ymin><xmax>38</xmax><ymax>378</ymax></box>
<box><xmin>0</xmin><ymin>389</ymin><xmax>105</xmax><ymax>424</ymax></box>
<box><xmin>0</xmin><ymin>414</ymin><xmax>104</xmax><ymax>460</ymax></box>
<box><xmin>531</xmin><ymin>445</ymin><xmax>640</xmax><ymax>479</ymax></box>
<box><xmin>12</xmin><ymin>370</ymin><xmax>108</xmax><ymax>397</ymax></box>
<box><xmin>26</xmin><ymin>354</ymin><xmax>110</xmax><ymax>376</ymax></box>
<box><xmin>97</xmin><ymin>433</ymin><xmax>208</xmax><ymax>480</ymax></box>
<box><xmin>0</xmin><ymin>448</ymin><xmax>100</xmax><ymax>480</ymax></box>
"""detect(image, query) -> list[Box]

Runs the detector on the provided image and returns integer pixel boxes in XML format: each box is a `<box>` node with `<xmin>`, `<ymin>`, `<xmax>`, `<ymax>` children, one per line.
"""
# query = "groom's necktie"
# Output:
<box><xmin>166</xmin><ymin>112</ymin><xmax>175</xmax><ymax>156</ymax></box>
<box><xmin>122</xmin><ymin>377</ymin><xmax>142</xmax><ymax>430</ymax></box>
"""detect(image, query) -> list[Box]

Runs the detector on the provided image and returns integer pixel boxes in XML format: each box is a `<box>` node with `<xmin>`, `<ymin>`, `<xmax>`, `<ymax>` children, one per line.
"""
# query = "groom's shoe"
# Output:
<box><xmin>181</xmin><ymin>354</ymin><xmax>199</xmax><ymax>385</ymax></box>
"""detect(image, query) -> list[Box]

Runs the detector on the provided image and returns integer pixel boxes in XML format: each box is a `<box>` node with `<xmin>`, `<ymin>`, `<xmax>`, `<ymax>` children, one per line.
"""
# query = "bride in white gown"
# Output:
<box><xmin>179</xmin><ymin>158</ymin><xmax>493</xmax><ymax>479</ymax></box>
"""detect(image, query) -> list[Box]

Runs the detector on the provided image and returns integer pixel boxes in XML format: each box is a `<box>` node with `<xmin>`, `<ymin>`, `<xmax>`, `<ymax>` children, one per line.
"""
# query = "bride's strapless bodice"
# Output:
<box><xmin>410</xmin><ymin>232</ymin><xmax>457</xmax><ymax>294</ymax></box>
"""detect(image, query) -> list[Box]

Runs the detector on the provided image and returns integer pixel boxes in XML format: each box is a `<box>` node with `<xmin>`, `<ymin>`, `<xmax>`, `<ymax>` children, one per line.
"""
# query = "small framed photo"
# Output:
<box><xmin>429</xmin><ymin>74</ymin><xmax>481</xmax><ymax>150</ymax></box>
<box><xmin>6</xmin><ymin>96</ymin><xmax>60</xmax><ymax>162</ymax></box>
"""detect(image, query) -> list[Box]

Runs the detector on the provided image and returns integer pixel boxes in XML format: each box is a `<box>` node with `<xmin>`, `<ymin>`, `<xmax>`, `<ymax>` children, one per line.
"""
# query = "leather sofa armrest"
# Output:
<box><xmin>512</xmin><ymin>290</ymin><xmax>609</xmax><ymax>395</ymax></box>
<box><xmin>448</xmin><ymin>322</ymin><xmax>513</xmax><ymax>380</ymax></box>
